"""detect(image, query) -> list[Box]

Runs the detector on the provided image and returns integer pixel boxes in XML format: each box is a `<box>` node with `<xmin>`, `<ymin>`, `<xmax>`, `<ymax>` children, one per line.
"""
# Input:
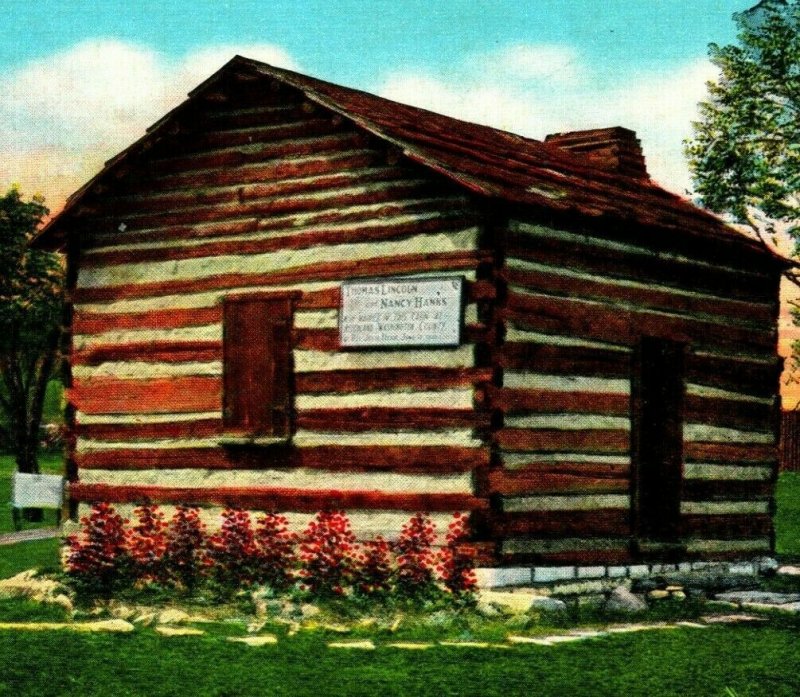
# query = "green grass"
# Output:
<box><xmin>41</xmin><ymin>379</ymin><xmax>64</xmax><ymax>424</ymax></box>
<box><xmin>0</xmin><ymin>453</ymin><xmax>64</xmax><ymax>534</ymax></box>
<box><xmin>0</xmin><ymin>538</ymin><xmax>61</xmax><ymax>579</ymax></box>
<box><xmin>0</xmin><ymin>622</ymin><xmax>795</xmax><ymax>697</ymax></box>
<box><xmin>776</xmin><ymin>471</ymin><xmax>800</xmax><ymax>558</ymax></box>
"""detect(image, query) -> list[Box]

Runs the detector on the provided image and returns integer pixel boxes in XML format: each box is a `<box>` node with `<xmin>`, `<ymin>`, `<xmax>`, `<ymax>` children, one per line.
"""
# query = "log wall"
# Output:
<box><xmin>489</xmin><ymin>219</ymin><xmax>781</xmax><ymax>565</ymax></box>
<box><xmin>67</xmin><ymin>82</ymin><xmax>492</xmax><ymax>539</ymax></box>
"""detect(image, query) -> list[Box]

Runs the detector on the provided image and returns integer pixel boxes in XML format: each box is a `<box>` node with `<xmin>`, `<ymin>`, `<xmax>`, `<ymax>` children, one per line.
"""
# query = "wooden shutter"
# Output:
<box><xmin>223</xmin><ymin>294</ymin><xmax>294</xmax><ymax>436</ymax></box>
<box><xmin>632</xmin><ymin>337</ymin><xmax>685</xmax><ymax>542</ymax></box>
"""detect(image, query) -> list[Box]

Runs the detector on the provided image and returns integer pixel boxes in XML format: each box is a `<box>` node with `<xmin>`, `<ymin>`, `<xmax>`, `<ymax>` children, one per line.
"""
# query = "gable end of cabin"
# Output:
<box><xmin>63</xmin><ymin>71</ymin><xmax>495</xmax><ymax>545</ymax></box>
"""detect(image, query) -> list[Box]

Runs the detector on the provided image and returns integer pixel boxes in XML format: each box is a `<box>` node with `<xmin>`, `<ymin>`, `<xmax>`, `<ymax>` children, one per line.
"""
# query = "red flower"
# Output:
<box><xmin>207</xmin><ymin>507</ymin><xmax>261</xmax><ymax>588</ymax></box>
<box><xmin>298</xmin><ymin>511</ymin><xmax>356</xmax><ymax>596</ymax></box>
<box><xmin>128</xmin><ymin>504</ymin><xmax>167</xmax><ymax>583</ymax></box>
<box><xmin>66</xmin><ymin>502</ymin><xmax>129</xmax><ymax>595</ymax></box>
<box><xmin>394</xmin><ymin>513</ymin><xmax>437</xmax><ymax>597</ymax></box>
<box><xmin>352</xmin><ymin>536</ymin><xmax>393</xmax><ymax>596</ymax></box>
<box><xmin>253</xmin><ymin>512</ymin><xmax>297</xmax><ymax>590</ymax></box>
<box><xmin>437</xmin><ymin>512</ymin><xmax>477</xmax><ymax>595</ymax></box>
<box><xmin>163</xmin><ymin>505</ymin><xmax>207</xmax><ymax>590</ymax></box>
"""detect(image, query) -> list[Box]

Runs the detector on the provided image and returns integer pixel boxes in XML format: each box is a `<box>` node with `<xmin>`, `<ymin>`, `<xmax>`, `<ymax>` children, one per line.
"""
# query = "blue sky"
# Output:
<box><xmin>1</xmin><ymin>1</ymin><xmax>755</xmax><ymax>208</ymax></box>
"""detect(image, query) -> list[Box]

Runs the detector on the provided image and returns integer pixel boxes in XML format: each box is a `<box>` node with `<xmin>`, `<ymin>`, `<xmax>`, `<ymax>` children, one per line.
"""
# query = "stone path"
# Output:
<box><xmin>0</xmin><ymin>614</ymin><xmax>772</xmax><ymax>648</ymax></box>
<box><xmin>0</xmin><ymin>619</ymin><xmax>133</xmax><ymax>632</ymax></box>
<box><xmin>713</xmin><ymin>591</ymin><xmax>800</xmax><ymax>614</ymax></box>
<box><xmin>0</xmin><ymin>527</ymin><xmax>60</xmax><ymax>546</ymax></box>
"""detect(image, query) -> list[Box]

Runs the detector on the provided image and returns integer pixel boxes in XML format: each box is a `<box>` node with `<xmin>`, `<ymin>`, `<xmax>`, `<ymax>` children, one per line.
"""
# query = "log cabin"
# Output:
<box><xmin>34</xmin><ymin>56</ymin><xmax>786</xmax><ymax>584</ymax></box>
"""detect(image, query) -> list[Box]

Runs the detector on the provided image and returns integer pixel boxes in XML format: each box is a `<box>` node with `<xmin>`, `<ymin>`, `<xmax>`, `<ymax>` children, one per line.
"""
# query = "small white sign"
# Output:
<box><xmin>340</xmin><ymin>277</ymin><xmax>463</xmax><ymax>347</ymax></box>
<box><xmin>12</xmin><ymin>472</ymin><xmax>64</xmax><ymax>509</ymax></box>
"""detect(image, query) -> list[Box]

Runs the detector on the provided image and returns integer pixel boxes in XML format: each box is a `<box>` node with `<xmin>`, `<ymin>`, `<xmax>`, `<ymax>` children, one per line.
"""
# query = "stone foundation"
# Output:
<box><xmin>475</xmin><ymin>557</ymin><xmax>777</xmax><ymax>590</ymax></box>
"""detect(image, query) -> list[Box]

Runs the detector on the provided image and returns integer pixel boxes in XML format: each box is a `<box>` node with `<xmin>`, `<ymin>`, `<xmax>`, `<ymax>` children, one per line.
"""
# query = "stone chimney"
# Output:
<box><xmin>544</xmin><ymin>127</ymin><xmax>649</xmax><ymax>180</ymax></box>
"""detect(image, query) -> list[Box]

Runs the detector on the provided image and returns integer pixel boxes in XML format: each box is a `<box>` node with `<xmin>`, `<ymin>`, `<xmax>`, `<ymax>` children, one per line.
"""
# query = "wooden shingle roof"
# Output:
<box><xmin>34</xmin><ymin>55</ymin><xmax>780</xmax><ymax>263</ymax></box>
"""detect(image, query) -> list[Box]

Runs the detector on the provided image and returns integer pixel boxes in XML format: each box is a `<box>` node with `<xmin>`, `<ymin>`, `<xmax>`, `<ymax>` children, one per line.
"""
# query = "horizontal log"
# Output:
<box><xmin>507</xmin><ymin>213</ymin><xmax>773</xmax><ymax>272</ymax></box>
<box><xmin>120</xmin><ymin>151</ymin><xmax>385</xmax><ymax>212</ymax></box>
<box><xmin>488</xmin><ymin>388</ymin><xmax>630</xmax><ymax>416</ymax></box>
<box><xmin>295</xmin><ymin>367</ymin><xmax>493</xmax><ymax>394</ymax></box>
<box><xmin>496</xmin><ymin>460</ymin><xmax>630</xmax><ymax>478</ymax></box>
<box><xmin>680</xmin><ymin>514</ymin><xmax>773</xmax><ymax>539</ymax></box>
<box><xmin>73</xmin><ymin>341</ymin><xmax>221</xmax><ymax>366</ymax></box>
<box><xmin>69</xmin><ymin>377</ymin><xmax>221</xmax><ymax>414</ymax></box>
<box><xmin>491</xmin><ymin>509</ymin><xmax>631</xmax><ymax>537</ymax></box>
<box><xmin>86</xmin><ymin>192</ymin><xmax>465</xmax><ymax>261</ymax></box>
<box><xmin>297</xmin><ymin>408</ymin><xmax>488</xmax><ymax>431</ymax></box>
<box><xmin>72</xmin><ymin>250</ymin><xmax>490</xmax><ymax>303</ymax></box>
<box><xmin>684</xmin><ymin>442</ymin><xmax>777</xmax><ymax>464</ymax></box>
<box><xmin>496</xmin><ymin>428</ymin><xmax>630</xmax><ymax>453</ymax></box>
<box><xmin>76</xmin><ymin>419</ymin><xmax>223</xmax><ymax>441</ymax></box>
<box><xmin>684</xmin><ymin>394</ymin><xmax>775</xmax><ymax>432</ymax></box>
<box><xmin>503</xmin><ymin>263</ymin><xmax>774</xmax><ymax>326</ymax></box>
<box><xmin>686</xmin><ymin>353</ymin><xmax>780</xmax><ymax>399</ymax></box>
<box><xmin>77</xmin><ymin>466</ymin><xmax>472</xmax><ymax>496</ymax></box>
<box><xmin>507</xmin><ymin>232</ymin><xmax>776</xmax><ymax>303</ymax></box>
<box><xmin>75</xmin><ymin>448</ymin><xmax>231</xmax><ymax>469</ymax></box>
<box><xmin>175</xmin><ymin>117</ymin><xmax>341</xmax><ymax>154</ymax></box>
<box><xmin>291</xmin><ymin>445</ymin><xmax>489</xmax><ymax>472</ymax></box>
<box><xmin>151</xmin><ymin>132</ymin><xmax>369</xmax><ymax>175</ymax></box>
<box><xmin>68</xmin><ymin>483</ymin><xmax>488</xmax><ymax>512</ymax></box>
<box><xmin>504</xmin><ymin>290</ymin><xmax>773</xmax><ymax>353</ymax></box>
<box><xmin>488</xmin><ymin>469</ymin><xmax>628</xmax><ymax>495</ymax></box>
<box><xmin>74</xmin><ymin>306</ymin><xmax>221</xmax><ymax>335</ymax></box>
<box><xmin>198</xmin><ymin>104</ymin><xmax>309</xmax><ymax>130</ymax></box>
<box><xmin>682</xmin><ymin>479</ymin><xmax>772</xmax><ymax>500</ymax></box>
<box><xmin>498</xmin><ymin>342</ymin><xmax>630</xmax><ymax>377</ymax></box>
<box><xmin>76</xmin><ymin>444</ymin><xmax>489</xmax><ymax>473</ymax></box>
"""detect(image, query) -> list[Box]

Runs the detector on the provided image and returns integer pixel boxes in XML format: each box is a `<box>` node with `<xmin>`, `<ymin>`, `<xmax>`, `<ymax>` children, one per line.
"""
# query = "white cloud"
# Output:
<box><xmin>0</xmin><ymin>40</ymin><xmax>299</xmax><ymax>210</ymax></box>
<box><xmin>378</xmin><ymin>46</ymin><xmax>718</xmax><ymax>195</ymax></box>
<box><xmin>486</xmin><ymin>44</ymin><xmax>583</xmax><ymax>86</ymax></box>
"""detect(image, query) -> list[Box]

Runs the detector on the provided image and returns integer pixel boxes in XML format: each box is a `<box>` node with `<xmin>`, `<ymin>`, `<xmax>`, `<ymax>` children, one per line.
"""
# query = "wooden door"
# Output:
<box><xmin>632</xmin><ymin>337</ymin><xmax>685</xmax><ymax>541</ymax></box>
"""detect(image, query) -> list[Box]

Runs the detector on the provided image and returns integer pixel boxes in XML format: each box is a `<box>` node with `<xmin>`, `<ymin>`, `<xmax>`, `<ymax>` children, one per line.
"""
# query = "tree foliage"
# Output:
<box><xmin>0</xmin><ymin>186</ymin><xmax>64</xmax><ymax>473</ymax></box>
<box><xmin>686</xmin><ymin>0</ymin><xmax>800</xmax><ymax>256</ymax></box>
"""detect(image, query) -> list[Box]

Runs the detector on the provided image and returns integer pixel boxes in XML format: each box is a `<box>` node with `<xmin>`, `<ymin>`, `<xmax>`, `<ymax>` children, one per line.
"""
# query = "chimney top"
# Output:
<box><xmin>544</xmin><ymin>127</ymin><xmax>649</xmax><ymax>180</ymax></box>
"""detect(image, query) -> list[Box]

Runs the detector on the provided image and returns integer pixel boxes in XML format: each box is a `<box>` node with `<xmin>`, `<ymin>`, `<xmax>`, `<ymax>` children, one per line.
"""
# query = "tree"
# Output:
<box><xmin>0</xmin><ymin>186</ymin><xmax>64</xmax><ymax>475</ymax></box>
<box><xmin>686</xmin><ymin>0</ymin><xmax>800</xmax><ymax>257</ymax></box>
<box><xmin>685</xmin><ymin>1</ymin><xmax>800</xmax><ymax>388</ymax></box>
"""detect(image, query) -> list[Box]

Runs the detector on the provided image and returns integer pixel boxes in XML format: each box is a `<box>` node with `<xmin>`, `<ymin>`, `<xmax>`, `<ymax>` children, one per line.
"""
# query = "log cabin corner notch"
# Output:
<box><xmin>35</xmin><ymin>56</ymin><xmax>787</xmax><ymax>572</ymax></box>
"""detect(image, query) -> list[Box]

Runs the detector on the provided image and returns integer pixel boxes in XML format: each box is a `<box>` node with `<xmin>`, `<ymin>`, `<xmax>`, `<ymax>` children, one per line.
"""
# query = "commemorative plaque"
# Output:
<box><xmin>339</xmin><ymin>277</ymin><xmax>463</xmax><ymax>347</ymax></box>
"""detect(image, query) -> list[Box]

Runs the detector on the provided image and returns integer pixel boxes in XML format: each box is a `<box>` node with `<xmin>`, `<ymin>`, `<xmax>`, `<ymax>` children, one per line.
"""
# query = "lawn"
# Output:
<box><xmin>0</xmin><ymin>538</ymin><xmax>61</xmax><ymax>578</ymax></box>
<box><xmin>775</xmin><ymin>471</ymin><xmax>800</xmax><ymax>558</ymax></box>
<box><xmin>0</xmin><ymin>620</ymin><xmax>796</xmax><ymax>697</ymax></box>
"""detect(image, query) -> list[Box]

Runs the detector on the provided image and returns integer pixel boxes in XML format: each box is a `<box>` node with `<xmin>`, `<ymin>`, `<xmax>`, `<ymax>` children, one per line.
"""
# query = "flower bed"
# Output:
<box><xmin>65</xmin><ymin>504</ymin><xmax>477</xmax><ymax>603</ymax></box>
